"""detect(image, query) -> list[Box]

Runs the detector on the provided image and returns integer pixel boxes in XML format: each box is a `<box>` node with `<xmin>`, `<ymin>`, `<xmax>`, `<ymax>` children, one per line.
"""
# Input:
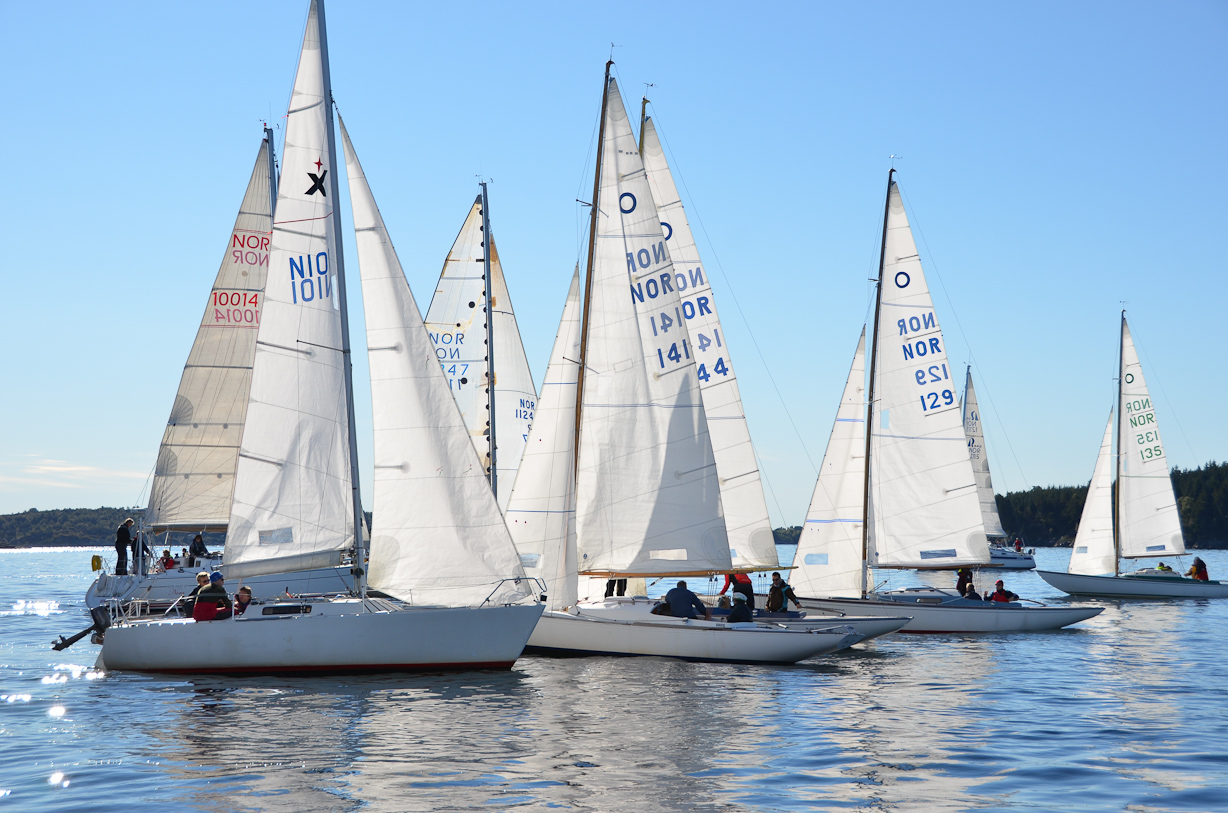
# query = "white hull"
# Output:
<box><xmin>86</xmin><ymin>565</ymin><xmax>356</xmax><ymax>610</ymax></box>
<box><xmin>576</xmin><ymin>597</ymin><xmax>909</xmax><ymax>643</ymax></box>
<box><xmin>99</xmin><ymin>599</ymin><xmax>543</xmax><ymax>674</ymax></box>
<box><xmin>1037</xmin><ymin>570</ymin><xmax>1228</xmax><ymax>599</ymax></box>
<box><xmin>525</xmin><ymin>609</ymin><xmax>860</xmax><ymax>663</ymax></box>
<box><xmin>988</xmin><ymin>546</ymin><xmax>1036</xmax><ymax>570</ymax></box>
<box><xmin>799</xmin><ymin>590</ymin><xmax>1102</xmax><ymax>633</ymax></box>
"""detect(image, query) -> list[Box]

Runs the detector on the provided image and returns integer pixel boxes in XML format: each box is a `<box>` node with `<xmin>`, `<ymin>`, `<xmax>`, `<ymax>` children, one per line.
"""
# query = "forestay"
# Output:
<box><xmin>505</xmin><ymin>271</ymin><xmax>582</xmax><ymax>610</ymax></box>
<box><xmin>424</xmin><ymin>199</ymin><xmax>537</xmax><ymax>508</ymax></box>
<box><xmin>342</xmin><ymin>119</ymin><xmax>530</xmax><ymax>607</ymax></box>
<box><xmin>1117</xmin><ymin>317</ymin><xmax>1185</xmax><ymax>559</ymax></box>
<box><xmin>640</xmin><ymin>116</ymin><xmax>777</xmax><ymax>570</ymax></box>
<box><xmin>868</xmin><ymin>180</ymin><xmax>989</xmax><ymax>568</ymax></box>
<box><xmin>792</xmin><ymin>329</ymin><xmax>870</xmax><ymax>597</ymax></box>
<box><xmin>1069</xmin><ymin>412</ymin><xmax>1117</xmax><ymax>576</ymax></box>
<box><xmin>962</xmin><ymin>369</ymin><xmax>1008</xmax><ymax>538</ymax></box>
<box><xmin>225</xmin><ymin>1</ymin><xmax>356</xmax><ymax>565</ymax></box>
<box><xmin>575</xmin><ymin>78</ymin><xmax>730</xmax><ymax>576</ymax></box>
<box><xmin>146</xmin><ymin>135</ymin><xmax>274</xmax><ymax>532</ymax></box>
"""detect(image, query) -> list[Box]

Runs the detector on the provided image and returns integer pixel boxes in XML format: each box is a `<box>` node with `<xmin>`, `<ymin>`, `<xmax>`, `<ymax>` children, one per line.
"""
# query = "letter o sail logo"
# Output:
<box><xmin>661</xmin><ymin>221</ymin><xmax>673</xmax><ymax>241</ymax></box>
<box><xmin>619</xmin><ymin>193</ymin><xmax>636</xmax><ymax>214</ymax></box>
<box><xmin>894</xmin><ymin>271</ymin><xmax>910</xmax><ymax>289</ymax></box>
<box><xmin>1125</xmin><ymin>373</ymin><xmax>1134</xmax><ymax>384</ymax></box>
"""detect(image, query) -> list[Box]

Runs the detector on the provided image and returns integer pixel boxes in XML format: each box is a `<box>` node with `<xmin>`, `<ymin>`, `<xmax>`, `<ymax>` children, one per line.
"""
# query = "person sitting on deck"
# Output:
<box><xmin>1156</xmin><ymin>562</ymin><xmax>1173</xmax><ymax>572</ymax></box>
<box><xmin>183</xmin><ymin>571</ymin><xmax>210</xmax><ymax>615</ymax></box>
<box><xmin>765</xmin><ymin>572</ymin><xmax>801</xmax><ymax>612</ymax></box>
<box><xmin>956</xmin><ymin>567</ymin><xmax>974</xmax><ymax>596</ymax></box>
<box><xmin>988</xmin><ymin>579</ymin><xmax>1019</xmax><ymax>603</ymax></box>
<box><xmin>663</xmin><ymin>581</ymin><xmax>710</xmax><ymax>620</ymax></box>
<box><xmin>727</xmin><ymin>592</ymin><xmax>753</xmax><ymax>623</ymax></box>
<box><xmin>964</xmin><ymin>582</ymin><xmax>983</xmax><ymax>601</ymax></box>
<box><xmin>719</xmin><ymin>572</ymin><xmax>755</xmax><ymax>610</ymax></box>
<box><xmin>188</xmin><ymin>533</ymin><xmax>209</xmax><ymax>567</ymax></box>
<box><xmin>192</xmin><ymin>572</ymin><xmax>233</xmax><ymax>621</ymax></box>
<box><xmin>160</xmin><ymin>549</ymin><xmax>176</xmax><ymax>572</ymax></box>
<box><xmin>1186</xmin><ymin>558</ymin><xmax>1209</xmax><ymax>581</ymax></box>
<box><xmin>233</xmin><ymin>586</ymin><xmax>253</xmax><ymax>616</ymax></box>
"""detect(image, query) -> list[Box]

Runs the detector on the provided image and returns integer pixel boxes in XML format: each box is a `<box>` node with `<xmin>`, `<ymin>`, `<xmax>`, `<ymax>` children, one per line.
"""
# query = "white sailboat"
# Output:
<box><xmin>793</xmin><ymin>172</ymin><xmax>1102</xmax><ymax>632</ymax></box>
<box><xmin>98</xmin><ymin>0</ymin><xmax>541</xmax><ymax>674</ymax></box>
<box><xmin>85</xmin><ymin>126</ymin><xmax>357</xmax><ymax>611</ymax></box>
<box><xmin>1038</xmin><ymin>314</ymin><xmax>1228</xmax><ymax>598</ymax></box>
<box><xmin>424</xmin><ymin>193</ymin><xmax>537</xmax><ymax>509</ymax></box>
<box><xmin>517</xmin><ymin>65</ymin><xmax>858</xmax><ymax>663</ymax></box>
<box><xmin>963</xmin><ymin>368</ymin><xmax>1035</xmax><ymax>570</ymax></box>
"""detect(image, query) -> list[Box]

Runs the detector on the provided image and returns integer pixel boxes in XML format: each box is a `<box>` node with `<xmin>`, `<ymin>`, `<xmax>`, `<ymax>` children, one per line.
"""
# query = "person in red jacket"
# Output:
<box><xmin>719</xmin><ymin>572</ymin><xmax>755</xmax><ymax>610</ymax></box>
<box><xmin>1186</xmin><ymin>557</ymin><xmax>1209</xmax><ymax>581</ymax></box>
<box><xmin>989</xmin><ymin>579</ymin><xmax>1019</xmax><ymax>603</ymax></box>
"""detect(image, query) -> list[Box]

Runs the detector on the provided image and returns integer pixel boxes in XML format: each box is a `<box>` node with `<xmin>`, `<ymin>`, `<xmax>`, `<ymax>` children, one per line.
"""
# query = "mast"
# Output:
<box><xmin>860</xmin><ymin>168</ymin><xmax>894</xmax><ymax>598</ymax></box>
<box><xmin>316</xmin><ymin>0</ymin><xmax>365</xmax><ymax>594</ymax></box>
<box><xmin>1113</xmin><ymin>309</ymin><xmax>1125</xmax><ymax>577</ymax></box>
<box><xmin>638</xmin><ymin>95</ymin><xmax>649</xmax><ymax>155</ymax></box>
<box><xmin>264</xmin><ymin>124</ymin><xmax>278</xmax><ymax>211</ymax></box>
<box><xmin>480</xmin><ymin>182</ymin><xmax>498</xmax><ymax>496</ymax></box>
<box><xmin>573</xmin><ymin>60</ymin><xmax>613</xmax><ymax>482</ymax></box>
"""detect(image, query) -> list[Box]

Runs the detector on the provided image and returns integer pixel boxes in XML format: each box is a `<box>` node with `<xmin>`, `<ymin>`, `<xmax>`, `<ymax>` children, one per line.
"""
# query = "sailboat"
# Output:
<box><xmin>1037</xmin><ymin>314</ymin><xmax>1228</xmax><ymax>598</ymax></box>
<box><xmin>513</xmin><ymin>64</ymin><xmax>857</xmax><ymax>663</ymax></box>
<box><xmin>97</xmin><ymin>0</ymin><xmax>541</xmax><ymax>673</ymax></box>
<box><xmin>85</xmin><ymin>126</ymin><xmax>357</xmax><ymax>611</ymax></box>
<box><xmin>424</xmin><ymin>192</ymin><xmax>538</xmax><ymax>509</ymax></box>
<box><xmin>962</xmin><ymin>368</ymin><xmax>1034</xmax><ymax>570</ymax></box>
<box><xmin>791</xmin><ymin>172</ymin><xmax>1103</xmax><ymax>632</ymax></box>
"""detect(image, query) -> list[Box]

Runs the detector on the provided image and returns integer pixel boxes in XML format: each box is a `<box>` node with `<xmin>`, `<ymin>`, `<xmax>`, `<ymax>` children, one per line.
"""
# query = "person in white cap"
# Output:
<box><xmin>727</xmin><ymin>592</ymin><xmax>753</xmax><ymax>623</ymax></box>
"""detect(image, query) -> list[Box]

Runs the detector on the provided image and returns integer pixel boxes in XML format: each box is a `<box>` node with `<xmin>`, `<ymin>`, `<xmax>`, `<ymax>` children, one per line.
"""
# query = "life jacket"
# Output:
<box><xmin>990</xmin><ymin>589</ymin><xmax>1015</xmax><ymax>603</ymax></box>
<box><xmin>192</xmin><ymin>601</ymin><xmax>219</xmax><ymax>621</ymax></box>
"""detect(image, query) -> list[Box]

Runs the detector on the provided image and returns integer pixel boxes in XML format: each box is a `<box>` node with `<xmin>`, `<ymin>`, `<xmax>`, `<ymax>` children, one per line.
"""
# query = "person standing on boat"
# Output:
<box><xmin>188</xmin><ymin>533</ymin><xmax>209</xmax><ymax>568</ymax></box>
<box><xmin>988</xmin><ymin>579</ymin><xmax>1019</xmax><ymax>603</ymax></box>
<box><xmin>1186</xmin><ymin>558</ymin><xmax>1209</xmax><ymax>581</ymax></box>
<box><xmin>765</xmin><ymin>572</ymin><xmax>801</xmax><ymax>613</ymax></box>
<box><xmin>956</xmin><ymin>567</ymin><xmax>974</xmax><ymax>596</ymax></box>
<box><xmin>718</xmin><ymin>572</ymin><xmax>755</xmax><ymax>610</ymax></box>
<box><xmin>114</xmin><ymin>518</ymin><xmax>135</xmax><ymax>575</ymax></box>
<box><xmin>664</xmin><ymin>581</ymin><xmax>710</xmax><ymax>620</ymax></box>
<box><xmin>727</xmin><ymin>592</ymin><xmax>753</xmax><ymax>623</ymax></box>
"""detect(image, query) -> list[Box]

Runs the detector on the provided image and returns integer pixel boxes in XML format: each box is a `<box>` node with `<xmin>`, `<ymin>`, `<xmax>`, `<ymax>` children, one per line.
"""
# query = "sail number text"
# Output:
<box><xmin>1125</xmin><ymin>397</ymin><xmax>1165</xmax><ymax>463</ymax></box>
<box><xmin>209</xmin><ymin>291</ymin><xmax>261</xmax><ymax>327</ymax></box>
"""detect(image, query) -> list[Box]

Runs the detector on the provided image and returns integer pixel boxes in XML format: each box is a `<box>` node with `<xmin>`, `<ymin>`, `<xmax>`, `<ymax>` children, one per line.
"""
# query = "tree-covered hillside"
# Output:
<box><xmin>0</xmin><ymin>507</ymin><xmax>145</xmax><ymax>547</ymax></box>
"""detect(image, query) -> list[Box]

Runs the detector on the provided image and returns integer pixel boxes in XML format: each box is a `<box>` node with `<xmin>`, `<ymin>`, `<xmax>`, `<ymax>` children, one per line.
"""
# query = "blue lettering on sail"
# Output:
<box><xmin>659</xmin><ymin>272</ymin><xmax>674</xmax><ymax>294</ymax></box>
<box><xmin>630</xmin><ymin>283</ymin><xmax>645</xmax><ymax>304</ymax></box>
<box><xmin>689</xmin><ymin>267</ymin><xmax>705</xmax><ymax>288</ymax></box>
<box><xmin>637</xmin><ymin>249</ymin><xmax>651</xmax><ymax>269</ymax></box>
<box><xmin>697</xmin><ymin>296</ymin><xmax>712</xmax><ymax>315</ymax></box>
<box><xmin>652</xmin><ymin>241</ymin><xmax>667</xmax><ymax>264</ymax></box>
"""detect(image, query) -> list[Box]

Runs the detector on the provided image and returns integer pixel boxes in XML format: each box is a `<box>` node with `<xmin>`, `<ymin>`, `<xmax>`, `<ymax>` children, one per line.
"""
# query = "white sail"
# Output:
<box><xmin>342</xmin><ymin>119</ymin><xmax>530</xmax><ymax>607</ymax></box>
<box><xmin>225</xmin><ymin>0</ymin><xmax>355</xmax><ymax>565</ymax></box>
<box><xmin>1068</xmin><ymin>412</ymin><xmax>1118</xmax><ymax>576</ymax></box>
<box><xmin>639</xmin><ymin>116</ymin><xmax>777</xmax><ymax>570</ymax></box>
<box><xmin>575</xmin><ymin>78</ymin><xmax>730</xmax><ymax>576</ymax></box>
<box><xmin>505</xmin><ymin>270</ymin><xmax>582</xmax><ymax>609</ymax></box>
<box><xmin>868</xmin><ymin>180</ymin><xmax>989</xmax><ymax>568</ymax></box>
<box><xmin>1117</xmin><ymin>317</ymin><xmax>1185</xmax><ymax>558</ymax></box>
<box><xmin>424</xmin><ymin>199</ymin><xmax>537</xmax><ymax>508</ymax></box>
<box><xmin>146</xmin><ymin>134</ymin><xmax>275</xmax><ymax>532</ymax></box>
<box><xmin>792</xmin><ymin>329</ymin><xmax>869</xmax><ymax>597</ymax></box>
<box><xmin>962</xmin><ymin>369</ymin><xmax>1008</xmax><ymax>538</ymax></box>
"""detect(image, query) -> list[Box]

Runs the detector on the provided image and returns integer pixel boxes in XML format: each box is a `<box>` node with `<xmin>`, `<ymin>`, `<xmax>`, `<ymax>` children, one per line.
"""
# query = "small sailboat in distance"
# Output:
<box><xmin>792</xmin><ymin>171</ymin><xmax>1102</xmax><ymax>632</ymax></box>
<box><xmin>1037</xmin><ymin>313</ymin><xmax>1228</xmax><ymax>598</ymax></box>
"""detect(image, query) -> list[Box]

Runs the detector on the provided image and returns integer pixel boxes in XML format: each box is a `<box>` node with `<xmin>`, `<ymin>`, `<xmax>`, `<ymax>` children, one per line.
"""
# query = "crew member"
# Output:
<box><xmin>988</xmin><ymin>579</ymin><xmax>1019</xmax><ymax>603</ymax></box>
<box><xmin>114</xmin><ymin>518</ymin><xmax>135</xmax><ymax>575</ymax></box>
<box><xmin>765</xmin><ymin>572</ymin><xmax>801</xmax><ymax>612</ymax></box>
<box><xmin>664</xmin><ymin>580</ymin><xmax>709</xmax><ymax>620</ymax></box>
<box><xmin>719</xmin><ymin>572</ymin><xmax>755</xmax><ymax>610</ymax></box>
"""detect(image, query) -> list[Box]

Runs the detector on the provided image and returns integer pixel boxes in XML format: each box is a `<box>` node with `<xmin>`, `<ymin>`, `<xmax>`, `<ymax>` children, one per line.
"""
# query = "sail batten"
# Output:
<box><xmin>1117</xmin><ymin>317</ymin><xmax>1185</xmax><ymax>559</ymax></box>
<box><xmin>867</xmin><ymin>181</ymin><xmax>989</xmax><ymax>568</ymax></box>
<box><xmin>639</xmin><ymin>116</ymin><xmax>777</xmax><ymax>570</ymax></box>
<box><xmin>342</xmin><ymin>119</ymin><xmax>530</xmax><ymax>607</ymax></box>
<box><xmin>573</xmin><ymin>78</ymin><xmax>730</xmax><ymax>576</ymax></box>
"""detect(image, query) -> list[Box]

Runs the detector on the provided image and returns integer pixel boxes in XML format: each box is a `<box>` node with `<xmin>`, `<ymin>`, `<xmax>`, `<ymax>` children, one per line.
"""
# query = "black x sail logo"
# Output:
<box><xmin>306</xmin><ymin>169</ymin><xmax>328</xmax><ymax>197</ymax></box>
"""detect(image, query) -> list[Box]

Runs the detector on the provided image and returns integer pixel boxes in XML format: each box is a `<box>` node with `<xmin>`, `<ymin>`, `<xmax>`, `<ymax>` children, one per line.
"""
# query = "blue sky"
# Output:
<box><xmin>2</xmin><ymin>1</ymin><xmax>1225</xmax><ymax>526</ymax></box>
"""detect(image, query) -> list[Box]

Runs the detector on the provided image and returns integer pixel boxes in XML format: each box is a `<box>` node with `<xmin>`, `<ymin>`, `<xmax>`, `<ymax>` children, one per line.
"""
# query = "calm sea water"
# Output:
<box><xmin>3</xmin><ymin>546</ymin><xmax>1226</xmax><ymax>812</ymax></box>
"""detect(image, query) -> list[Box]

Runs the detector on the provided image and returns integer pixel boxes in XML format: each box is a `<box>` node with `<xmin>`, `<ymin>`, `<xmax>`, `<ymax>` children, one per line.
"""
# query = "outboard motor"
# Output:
<box><xmin>52</xmin><ymin>606</ymin><xmax>113</xmax><ymax>652</ymax></box>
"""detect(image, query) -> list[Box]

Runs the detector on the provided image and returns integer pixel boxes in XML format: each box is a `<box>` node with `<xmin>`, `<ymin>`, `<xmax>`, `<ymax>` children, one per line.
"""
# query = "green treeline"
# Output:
<box><xmin>0</xmin><ymin>507</ymin><xmax>144</xmax><ymax>547</ymax></box>
<box><xmin>996</xmin><ymin>461</ymin><xmax>1227</xmax><ymax>547</ymax></box>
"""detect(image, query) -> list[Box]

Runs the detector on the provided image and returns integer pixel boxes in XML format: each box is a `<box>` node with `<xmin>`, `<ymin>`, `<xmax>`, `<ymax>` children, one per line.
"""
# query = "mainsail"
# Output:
<box><xmin>145</xmin><ymin>132</ymin><xmax>276</xmax><ymax>532</ymax></box>
<box><xmin>1068</xmin><ymin>412</ymin><xmax>1117</xmax><ymax>576</ymax></box>
<box><xmin>639</xmin><ymin>115</ymin><xmax>777</xmax><ymax>570</ymax></box>
<box><xmin>962</xmin><ymin>368</ymin><xmax>1008</xmax><ymax>538</ymax></box>
<box><xmin>342</xmin><ymin>119</ymin><xmax>529</xmax><ymax>607</ymax></box>
<box><xmin>792</xmin><ymin>329</ymin><xmax>869</xmax><ymax>597</ymax></box>
<box><xmin>424</xmin><ymin>198</ymin><xmax>537</xmax><ymax>508</ymax></box>
<box><xmin>574</xmin><ymin>75</ymin><xmax>730</xmax><ymax>576</ymax></box>
<box><xmin>1117</xmin><ymin>316</ymin><xmax>1185</xmax><ymax>559</ymax></box>
<box><xmin>505</xmin><ymin>270</ymin><xmax>582</xmax><ymax>609</ymax></box>
<box><xmin>867</xmin><ymin>176</ymin><xmax>989</xmax><ymax>568</ymax></box>
<box><xmin>225</xmin><ymin>0</ymin><xmax>357</xmax><ymax>567</ymax></box>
